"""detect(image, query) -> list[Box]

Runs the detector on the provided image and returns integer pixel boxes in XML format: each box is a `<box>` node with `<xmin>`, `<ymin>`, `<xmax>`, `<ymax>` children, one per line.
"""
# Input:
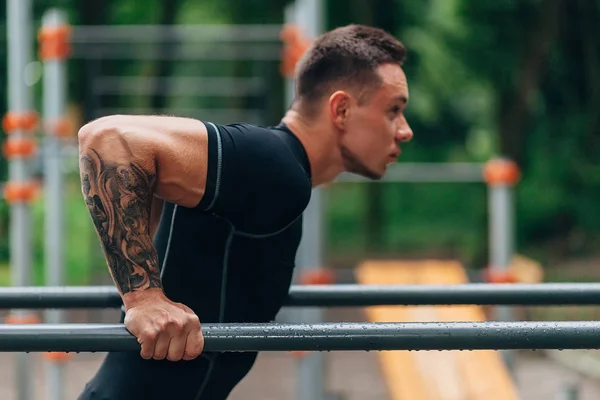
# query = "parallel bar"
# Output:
<box><xmin>70</xmin><ymin>24</ymin><xmax>283</xmax><ymax>43</ymax></box>
<box><xmin>336</xmin><ymin>162</ymin><xmax>484</xmax><ymax>183</ymax></box>
<box><xmin>70</xmin><ymin>43</ymin><xmax>281</xmax><ymax>61</ymax></box>
<box><xmin>95</xmin><ymin>108</ymin><xmax>263</xmax><ymax>124</ymax></box>
<box><xmin>2</xmin><ymin>321</ymin><xmax>600</xmax><ymax>352</ymax></box>
<box><xmin>285</xmin><ymin>283</ymin><xmax>600</xmax><ymax>306</ymax></box>
<box><xmin>0</xmin><ymin>164</ymin><xmax>485</xmax><ymax>188</ymax></box>
<box><xmin>92</xmin><ymin>76</ymin><xmax>264</xmax><ymax>97</ymax></box>
<box><xmin>3</xmin><ymin>284</ymin><xmax>600</xmax><ymax>309</ymax></box>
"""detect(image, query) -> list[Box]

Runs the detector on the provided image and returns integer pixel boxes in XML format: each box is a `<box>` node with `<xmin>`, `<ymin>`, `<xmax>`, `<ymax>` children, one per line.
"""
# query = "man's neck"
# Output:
<box><xmin>280</xmin><ymin>109</ymin><xmax>344</xmax><ymax>187</ymax></box>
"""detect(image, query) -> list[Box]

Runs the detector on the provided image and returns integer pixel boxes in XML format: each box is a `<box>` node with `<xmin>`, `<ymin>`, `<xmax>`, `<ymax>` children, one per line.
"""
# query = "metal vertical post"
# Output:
<box><xmin>6</xmin><ymin>1</ymin><xmax>36</xmax><ymax>399</ymax></box>
<box><xmin>291</xmin><ymin>1</ymin><xmax>329</xmax><ymax>399</ymax></box>
<box><xmin>484</xmin><ymin>158</ymin><xmax>520</xmax><ymax>371</ymax></box>
<box><xmin>296</xmin><ymin>190</ymin><xmax>328</xmax><ymax>400</ymax></box>
<box><xmin>282</xmin><ymin>1</ymin><xmax>328</xmax><ymax>398</ymax></box>
<box><xmin>284</xmin><ymin>3</ymin><xmax>297</xmax><ymax>113</ymax></box>
<box><xmin>41</xmin><ymin>9</ymin><xmax>70</xmax><ymax>400</ymax></box>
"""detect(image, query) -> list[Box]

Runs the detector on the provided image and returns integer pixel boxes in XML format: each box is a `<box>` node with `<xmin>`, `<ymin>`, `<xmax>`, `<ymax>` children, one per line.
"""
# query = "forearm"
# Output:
<box><xmin>79</xmin><ymin>128</ymin><xmax>162</xmax><ymax>298</ymax></box>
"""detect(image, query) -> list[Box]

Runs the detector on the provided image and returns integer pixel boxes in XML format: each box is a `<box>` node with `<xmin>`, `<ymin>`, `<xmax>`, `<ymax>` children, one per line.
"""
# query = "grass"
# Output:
<box><xmin>0</xmin><ymin>262</ymin><xmax>10</xmax><ymax>286</ymax></box>
<box><xmin>326</xmin><ymin>181</ymin><xmax>489</xmax><ymax>266</ymax></box>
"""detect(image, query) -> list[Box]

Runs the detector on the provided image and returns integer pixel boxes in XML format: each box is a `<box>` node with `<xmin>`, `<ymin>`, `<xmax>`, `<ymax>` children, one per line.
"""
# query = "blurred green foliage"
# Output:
<box><xmin>0</xmin><ymin>0</ymin><xmax>598</xmax><ymax>284</ymax></box>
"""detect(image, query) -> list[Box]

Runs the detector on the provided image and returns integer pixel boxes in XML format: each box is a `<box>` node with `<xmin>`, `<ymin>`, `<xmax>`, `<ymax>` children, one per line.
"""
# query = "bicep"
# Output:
<box><xmin>139</xmin><ymin>117</ymin><xmax>210</xmax><ymax>208</ymax></box>
<box><xmin>80</xmin><ymin>115</ymin><xmax>210</xmax><ymax>210</ymax></box>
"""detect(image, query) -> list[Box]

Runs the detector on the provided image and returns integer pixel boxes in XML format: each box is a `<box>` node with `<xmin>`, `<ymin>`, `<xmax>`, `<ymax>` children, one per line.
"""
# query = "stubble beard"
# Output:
<box><xmin>340</xmin><ymin>145</ymin><xmax>383</xmax><ymax>180</ymax></box>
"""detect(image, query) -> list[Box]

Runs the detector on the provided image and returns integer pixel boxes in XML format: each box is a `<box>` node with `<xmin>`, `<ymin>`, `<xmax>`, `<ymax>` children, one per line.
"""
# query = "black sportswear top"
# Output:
<box><xmin>195</xmin><ymin>121</ymin><xmax>312</xmax><ymax>235</ymax></box>
<box><xmin>152</xmin><ymin>121</ymin><xmax>313</xmax><ymax>325</ymax></box>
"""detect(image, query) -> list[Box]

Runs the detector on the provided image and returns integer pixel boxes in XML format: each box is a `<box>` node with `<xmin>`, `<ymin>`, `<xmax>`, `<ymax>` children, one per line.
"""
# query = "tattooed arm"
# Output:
<box><xmin>79</xmin><ymin>147</ymin><xmax>160</xmax><ymax>294</ymax></box>
<box><xmin>78</xmin><ymin>115</ymin><xmax>207</xmax><ymax>361</ymax></box>
<box><xmin>78</xmin><ymin>115</ymin><xmax>208</xmax><ymax>298</ymax></box>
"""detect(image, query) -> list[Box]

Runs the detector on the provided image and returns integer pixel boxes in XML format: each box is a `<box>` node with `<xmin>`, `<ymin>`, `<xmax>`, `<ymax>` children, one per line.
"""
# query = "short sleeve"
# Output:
<box><xmin>194</xmin><ymin>121</ymin><xmax>312</xmax><ymax>235</ymax></box>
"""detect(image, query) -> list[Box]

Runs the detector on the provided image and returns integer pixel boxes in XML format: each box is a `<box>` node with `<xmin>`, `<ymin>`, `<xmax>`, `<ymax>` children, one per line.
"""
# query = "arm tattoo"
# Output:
<box><xmin>80</xmin><ymin>149</ymin><xmax>162</xmax><ymax>294</ymax></box>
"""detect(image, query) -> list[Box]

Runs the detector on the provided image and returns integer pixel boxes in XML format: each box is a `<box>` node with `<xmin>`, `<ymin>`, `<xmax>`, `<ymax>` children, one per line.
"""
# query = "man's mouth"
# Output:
<box><xmin>389</xmin><ymin>149</ymin><xmax>401</xmax><ymax>160</ymax></box>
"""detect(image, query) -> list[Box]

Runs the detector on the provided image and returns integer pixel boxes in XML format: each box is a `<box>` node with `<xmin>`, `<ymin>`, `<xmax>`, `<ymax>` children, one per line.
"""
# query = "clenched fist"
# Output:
<box><xmin>123</xmin><ymin>289</ymin><xmax>204</xmax><ymax>361</ymax></box>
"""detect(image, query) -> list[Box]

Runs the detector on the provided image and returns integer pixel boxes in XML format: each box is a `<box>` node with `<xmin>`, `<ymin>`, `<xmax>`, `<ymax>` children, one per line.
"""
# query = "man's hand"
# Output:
<box><xmin>123</xmin><ymin>290</ymin><xmax>204</xmax><ymax>361</ymax></box>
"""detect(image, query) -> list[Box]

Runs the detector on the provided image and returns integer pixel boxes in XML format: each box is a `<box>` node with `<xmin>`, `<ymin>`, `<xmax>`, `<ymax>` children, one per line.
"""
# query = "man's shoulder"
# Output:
<box><xmin>197</xmin><ymin>122</ymin><xmax>310</xmax><ymax>235</ymax></box>
<box><xmin>210</xmin><ymin>121</ymin><xmax>277</xmax><ymax>137</ymax></box>
<box><xmin>207</xmin><ymin>121</ymin><xmax>302</xmax><ymax>165</ymax></box>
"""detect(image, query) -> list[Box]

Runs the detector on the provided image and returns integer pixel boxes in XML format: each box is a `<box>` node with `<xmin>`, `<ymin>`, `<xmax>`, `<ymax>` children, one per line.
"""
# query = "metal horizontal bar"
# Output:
<box><xmin>93</xmin><ymin>76</ymin><xmax>265</xmax><ymax>97</ymax></box>
<box><xmin>336</xmin><ymin>162</ymin><xmax>484</xmax><ymax>183</ymax></box>
<box><xmin>0</xmin><ymin>286</ymin><xmax>119</xmax><ymax>309</ymax></box>
<box><xmin>71</xmin><ymin>24</ymin><xmax>283</xmax><ymax>43</ymax></box>
<box><xmin>2</xmin><ymin>321</ymin><xmax>600</xmax><ymax>352</ymax></box>
<box><xmin>287</xmin><ymin>283</ymin><xmax>600</xmax><ymax>306</ymax></box>
<box><xmin>4</xmin><ymin>284</ymin><xmax>600</xmax><ymax>309</ymax></box>
<box><xmin>96</xmin><ymin>108</ymin><xmax>264</xmax><ymax>124</ymax></box>
<box><xmin>70</xmin><ymin>43</ymin><xmax>281</xmax><ymax>61</ymax></box>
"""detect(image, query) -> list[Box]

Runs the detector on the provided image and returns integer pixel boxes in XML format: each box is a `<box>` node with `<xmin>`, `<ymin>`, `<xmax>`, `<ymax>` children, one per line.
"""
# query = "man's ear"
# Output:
<box><xmin>329</xmin><ymin>90</ymin><xmax>350</xmax><ymax>130</ymax></box>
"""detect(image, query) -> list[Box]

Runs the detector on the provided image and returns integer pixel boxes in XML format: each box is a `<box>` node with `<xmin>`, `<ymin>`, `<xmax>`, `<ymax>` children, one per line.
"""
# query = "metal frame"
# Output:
<box><xmin>92</xmin><ymin>76</ymin><xmax>265</xmax><ymax>96</ymax></box>
<box><xmin>335</xmin><ymin>162</ymin><xmax>484</xmax><ymax>183</ymax></box>
<box><xmin>1</xmin><ymin>321</ymin><xmax>600</xmax><ymax>352</ymax></box>
<box><xmin>6</xmin><ymin>1</ymin><xmax>35</xmax><ymax>399</ymax></box>
<box><xmin>41</xmin><ymin>10</ymin><xmax>68</xmax><ymax>400</ymax></box>
<box><xmin>67</xmin><ymin>22</ymin><xmax>283</xmax><ymax>125</ymax></box>
<box><xmin>4</xmin><ymin>283</ymin><xmax>600</xmax><ymax>309</ymax></box>
<box><xmin>94</xmin><ymin>108</ymin><xmax>264</xmax><ymax>123</ymax></box>
<box><xmin>284</xmin><ymin>1</ymin><xmax>330</xmax><ymax>398</ymax></box>
<box><xmin>70</xmin><ymin>24</ymin><xmax>284</xmax><ymax>43</ymax></box>
<box><xmin>70</xmin><ymin>43</ymin><xmax>282</xmax><ymax>61</ymax></box>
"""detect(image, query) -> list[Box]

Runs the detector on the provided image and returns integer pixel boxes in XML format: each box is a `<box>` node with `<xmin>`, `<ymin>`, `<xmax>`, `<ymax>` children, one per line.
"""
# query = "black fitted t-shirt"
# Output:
<box><xmin>152</xmin><ymin>121</ymin><xmax>312</xmax><ymax>325</ymax></box>
<box><xmin>195</xmin><ymin>121</ymin><xmax>312</xmax><ymax>235</ymax></box>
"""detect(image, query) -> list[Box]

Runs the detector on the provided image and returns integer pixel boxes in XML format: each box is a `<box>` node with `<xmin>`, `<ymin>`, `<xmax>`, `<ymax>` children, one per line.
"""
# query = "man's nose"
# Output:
<box><xmin>395</xmin><ymin>116</ymin><xmax>413</xmax><ymax>143</ymax></box>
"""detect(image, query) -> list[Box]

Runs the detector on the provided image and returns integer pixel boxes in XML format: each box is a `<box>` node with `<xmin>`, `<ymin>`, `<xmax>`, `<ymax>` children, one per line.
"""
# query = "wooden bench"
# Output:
<box><xmin>355</xmin><ymin>260</ymin><xmax>519</xmax><ymax>400</ymax></box>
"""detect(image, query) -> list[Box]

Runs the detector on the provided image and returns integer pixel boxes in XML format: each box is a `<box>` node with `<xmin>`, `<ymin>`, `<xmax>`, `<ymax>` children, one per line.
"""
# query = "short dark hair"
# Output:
<box><xmin>294</xmin><ymin>24</ymin><xmax>407</xmax><ymax>109</ymax></box>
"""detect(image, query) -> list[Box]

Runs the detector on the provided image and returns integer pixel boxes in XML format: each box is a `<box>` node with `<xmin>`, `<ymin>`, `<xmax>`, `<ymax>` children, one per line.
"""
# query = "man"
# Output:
<box><xmin>77</xmin><ymin>23</ymin><xmax>413</xmax><ymax>399</ymax></box>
